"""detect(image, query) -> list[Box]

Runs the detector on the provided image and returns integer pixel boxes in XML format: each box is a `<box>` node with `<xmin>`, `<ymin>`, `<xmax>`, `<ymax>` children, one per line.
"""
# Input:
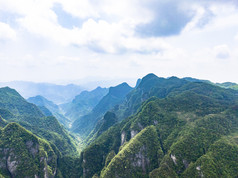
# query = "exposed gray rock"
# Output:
<box><xmin>26</xmin><ymin>140</ymin><xmax>33</xmax><ymax>148</ymax></box>
<box><xmin>0</xmin><ymin>156</ymin><xmax>7</xmax><ymax>169</ymax></box>
<box><xmin>153</xmin><ymin>120</ymin><xmax>158</xmax><ymax>125</ymax></box>
<box><xmin>7</xmin><ymin>155</ymin><xmax>18</xmax><ymax>176</ymax></box>
<box><xmin>196</xmin><ymin>166</ymin><xmax>204</xmax><ymax>177</ymax></box>
<box><xmin>170</xmin><ymin>154</ymin><xmax>177</xmax><ymax>165</ymax></box>
<box><xmin>183</xmin><ymin>159</ymin><xmax>189</xmax><ymax>169</ymax></box>
<box><xmin>196</xmin><ymin>166</ymin><xmax>201</xmax><ymax>171</ymax></box>
<box><xmin>131</xmin><ymin>145</ymin><xmax>149</xmax><ymax>173</ymax></box>
<box><xmin>40</xmin><ymin>157</ymin><xmax>44</xmax><ymax>162</ymax></box>
<box><xmin>43</xmin><ymin>158</ymin><xmax>49</xmax><ymax>178</ymax></box>
<box><xmin>4</xmin><ymin>148</ymin><xmax>10</xmax><ymax>155</ymax></box>
<box><xmin>130</xmin><ymin>130</ymin><xmax>138</xmax><ymax>138</ymax></box>
<box><xmin>138</xmin><ymin>123</ymin><xmax>143</xmax><ymax>130</ymax></box>
<box><xmin>26</xmin><ymin>141</ymin><xmax>39</xmax><ymax>156</ymax></box>
<box><xmin>121</xmin><ymin>131</ymin><xmax>126</xmax><ymax>145</ymax></box>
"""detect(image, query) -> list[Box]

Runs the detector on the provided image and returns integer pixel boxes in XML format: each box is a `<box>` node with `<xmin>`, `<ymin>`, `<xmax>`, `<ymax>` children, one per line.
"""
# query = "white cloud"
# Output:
<box><xmin>0</xmin><ymin>22</ymin><xmax>16</xmax><ymax>40</ymax></box>
<box><xmin>55</xmin><ymin>0</ymin><xmax>98</xmax><ymax>19</ymax></box>
<box><xmin>0</xmin><ymin>0</ymin><xmax>156</xmax><ymax>53</ymax></box>
<box><xmin>1</xmin><ymin>0</ymin><xmax>238</xmax><ymax>84</ymax></box>
<box><xmin>213</xmin><ymin>45</ymin><xmax>230</xmax><ymax>59</ymax></box>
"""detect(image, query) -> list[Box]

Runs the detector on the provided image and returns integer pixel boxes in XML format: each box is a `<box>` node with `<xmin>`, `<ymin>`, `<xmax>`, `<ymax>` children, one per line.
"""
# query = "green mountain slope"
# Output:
<box><xmin>101</xmin><ymin>125</ymin><xmax>160</xmax><ymax>178</ymax></box>
<box><xmin>79</xmin><ymin>79</ymin><xmax>238</xmax><ymax>177</ymax></box>
<box><xmin>86</xmin><ymin>111</ymin><xmax>118</xmax><ymax>144</ymax></box>
<box><xmin>27</xmin><ymin>95</ymin><xmax>70</xmax><ymax>127</ymax></box>
<box><xmin>182</xmin><ymin>134</ymin><xmax>238</xmax><ymax>177</ymax></box>
<box><xmin>0</xmin><ymin>122</ymin><xmax>82</xmax><ymax>177</ymax></box>
<box><xmin>18</xmin><ymin>116</ymin><xmax>78</xmax><ymax>156</ymax></box>
<box><xmin>0</xmin><ymin>116</ymin><xmax>7</xmax><ymax>128</ymax></box>
<box><xmin>0</xmin><ymin>87</ymin><xmax>78</xmax><ymax>156</ymax></box>
<box><xmin>1</xmin><ymin>74</ymin><xmax>238</xmax><ymax>177</ymax></box>
<box><xmin>0</xmin><ymin>123</ymin><xmax>58</xmax><ymax>177</ymax></box>
<box><xmin>85</xmin><ymin>74</ymin><xmax>191</xmax><ymax>144</ymax></box>
<box><xmin>61</xmin><ymin>87</ymin><xmax>108</xmax><ymax>122</ymax></box>
<box><xmin>0</xmin><ymin>87</ymin><xmax>44</xmax><ymax>119</ymax></box>
<box><xmin>216</xmin><ymin>82</ymin><xmax>238</xmax><ymax>90</ymax></box>
<box><xmin>112</xmin><ymin>74</ymin><xmax>189</xmax><ymax>122</ymax></box>
<box><xmin>37</xmin><ymin>105</ymin><xmax>53</xmax><ymax>116</ymax></box>
<box><xmin>71</xmin><ymin>82</ymin><xmax>132</xmax><ymax>137</ymax></box>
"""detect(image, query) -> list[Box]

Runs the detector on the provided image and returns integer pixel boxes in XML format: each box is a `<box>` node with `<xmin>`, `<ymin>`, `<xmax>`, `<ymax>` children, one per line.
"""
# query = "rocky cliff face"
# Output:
<box><xmin>0</xmin><ymin>123</ymin><xmax>58</xmax><ymax>177</ymax></box>
<box><xmin>100</xmin><ymin>126</ymin><xmax>160</xmax><ymax>178</ymax></box>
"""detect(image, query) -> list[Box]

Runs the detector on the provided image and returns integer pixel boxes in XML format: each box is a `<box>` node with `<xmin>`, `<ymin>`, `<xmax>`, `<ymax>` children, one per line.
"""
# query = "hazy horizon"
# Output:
<box><xmin>0</xmin><ymin>73</ymin><xmax>237</xmax><ymax>90</ymax></box>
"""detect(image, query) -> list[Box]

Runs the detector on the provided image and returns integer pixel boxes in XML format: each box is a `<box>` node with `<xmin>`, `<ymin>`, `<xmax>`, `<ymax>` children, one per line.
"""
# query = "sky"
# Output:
<box><xmin>0</xmin><ymin>0</ymin><xmax>238</xmax><ymax>86</ymax></box>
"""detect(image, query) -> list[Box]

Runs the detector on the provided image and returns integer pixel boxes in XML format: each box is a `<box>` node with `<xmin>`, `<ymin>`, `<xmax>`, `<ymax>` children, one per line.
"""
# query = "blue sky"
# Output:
<box><xmin>0</xmin><ymin>0</ymin><xmax>238</xmax><ymax>86</ymax></box>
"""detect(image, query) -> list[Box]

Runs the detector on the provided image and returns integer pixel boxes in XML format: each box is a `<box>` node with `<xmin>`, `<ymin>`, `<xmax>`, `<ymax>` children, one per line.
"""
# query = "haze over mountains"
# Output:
<box><xmin>1</xmin><ymin>73</ymin><xmax>238</xmax><ymax>177</ymax></box>
<box><xmin>0</xmin><ymin>81</ymin><xmax>84</xmax><ymax>104</ymax></box>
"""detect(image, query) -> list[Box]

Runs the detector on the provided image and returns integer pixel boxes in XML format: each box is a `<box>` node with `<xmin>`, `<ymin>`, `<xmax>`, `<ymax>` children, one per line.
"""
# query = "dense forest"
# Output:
<box><xmin>1</xmin><ymin>73</ymin><xmax>238</xmax><ymax>177</ymax></box>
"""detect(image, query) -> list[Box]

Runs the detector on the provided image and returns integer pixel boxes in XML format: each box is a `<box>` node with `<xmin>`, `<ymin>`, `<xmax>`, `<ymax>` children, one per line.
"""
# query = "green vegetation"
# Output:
<box><xmin>216</xmin><ymin>82</ymin><xmax>238</xmax><ymax>90</ymax></box>
<box><xmin>27</xmin><ymin>95</ymin><xmax>71</xmax><ymax>127</ymax></box>
<box><xmin>61</xmin><ymin>87</ymin><xmax>108</xmax><ymax>122</ymax></box>
<box><xmin>86</xmin><ymin>111</ymin><xmax>118</xmax><ymax>144</ymax></box>
<box><xmin>0</xmin><ymin>87</ymin><xmax>79</xmax><ymax>157</ymax></box>
<box><xmin>72</xmin><ymin>82</ymin><xmax>132</xmax><ymax>137</ymax></box>
<box><xmin>183</xmin><ymin>134</ymin><xmax>238</xmax><ymax>177</ymax></box>
<box><xmin>57</xmin><ymin>156</ymin><xmax>81</xmax><ymax>178</ymax></box>
<box><xmin>80</xmin><ymin>125</ymin><xmax>122</xmax><ymax>177</ymax></box>
<box><xmin>18</xmin><ymin>116</ymin><xmax>79</xmax><ymax>156</ymax></box>
<box><xmin>101</xmin><ymin>126</ymin><xmax>160</xmax><ymax>178</ymax></box>
<box><xmin>79</xmin><ymin>74</ymin><xmax>238</xmax><ymax>177</ymax></box>
<box><xmin>0</xmin><ymin>116</ymin><xmax>7</xmax><ymax>128</ymax></box>
<box><xmin>0</xmin><ymin>123</ymin><xmax>57</xmax><ymax>177</ymax></box>
<box><xmin>0</xmin><ymin>87</ymin><xmax>82</xmax><ymax>177</ymax></box>
<box><xmin>0</xmin><ymin>87</ymin><xmax>44</xmax><ymax>119</ymax></box>
<box><xmin>150</xmin><ymin>163</ymin><xmax>178</xmax><ymax>178</ymax></box>
<box><xmin>112</xmin><ymin>74</ymin><xmax>189</xmax><ymax>122</ymax></box>
<box><xmin>1</xmin><ymin>74</ymin><xmax>238</xmax><ymax>177</ymax></box>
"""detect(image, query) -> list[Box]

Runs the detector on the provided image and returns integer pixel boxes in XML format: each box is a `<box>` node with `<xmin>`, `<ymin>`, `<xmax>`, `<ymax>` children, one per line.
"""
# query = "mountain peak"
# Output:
<box><xmin>95</xmin><ymin>86</ymin><xmax>103</xmax><ymax>90</ymax></box>
<box><xmin>27</xmin><ymin>95</ymin><xmax>55</xmax><ymax>107</ymax></box>
<box><xmin>137</xmin><ymin>73</ymin><xmax>160</xmax><ymax>90</ymax></box>
<box><xmin>143</xmin><ymin>73</ymin><xmax>158</xmax><ymax>80</ymax></box>
<box><xmin>0</xmin><ymin>87</ymin><xmax>21</xmax><ymax>97</ymax></box>
<box><xmin>109</xmin><ymin>82</ymin><xmax>132</xmax><ymax>97</ymax></box>
<box><xmin>4</xmin><ymin>122</ymin><xmax>26</xmax><ymax>133</ymax></box>
<box><xmin>135</xmin><ymin>78</ymin><xmax>142</xmax><ymax>88</ymax></box>
<box><xmin>168</xmin><ymin>76</ymin><xmax>179</xmax><ymax>80</ymax></box>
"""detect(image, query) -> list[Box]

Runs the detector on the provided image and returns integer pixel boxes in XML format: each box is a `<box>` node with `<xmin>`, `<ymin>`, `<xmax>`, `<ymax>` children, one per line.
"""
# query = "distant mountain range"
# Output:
<box><xmin>0</xmin><ymin>81</ymin><xmax>84</xmax><ymax>104</ymax></box>
<box><xmin>71</xmin><ymin>82</ymin><xmax>133</xmax><ymax>137</ymax></box>
<box><xmin>60</xmin><ymin>87</ymin><xmax>109</xmax><ymax>122</ymax></box>
<box><xmin>27</xmin><ymin>95</ymin><xmax>71</xmax><ymax>127</ymax></box>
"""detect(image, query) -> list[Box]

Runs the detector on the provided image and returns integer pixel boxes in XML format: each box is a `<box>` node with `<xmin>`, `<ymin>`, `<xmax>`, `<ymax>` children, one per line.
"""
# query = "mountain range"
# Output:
<box><xmin>1</xmin><ymin>73</ymin><xmax>238</xmax><ymax>177</ymax></box>
<box><xmin>60</xmin><ymin>87</ymin><xmax>109</xmax><ymax>122</ymax></box>
<box><xmin>78</xmin><ymin>74</ymin><xmax>238</xmax><ymax>177</ymax></box>
<box><xmin>27</xmin><ymin>95</ymin><xmax>71</xmax><ymax>127</ymax></box>
<box><xmin>0</xmin><ymin>81</ymin><xmax>84</xmax><ymax>104</ymax></box>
